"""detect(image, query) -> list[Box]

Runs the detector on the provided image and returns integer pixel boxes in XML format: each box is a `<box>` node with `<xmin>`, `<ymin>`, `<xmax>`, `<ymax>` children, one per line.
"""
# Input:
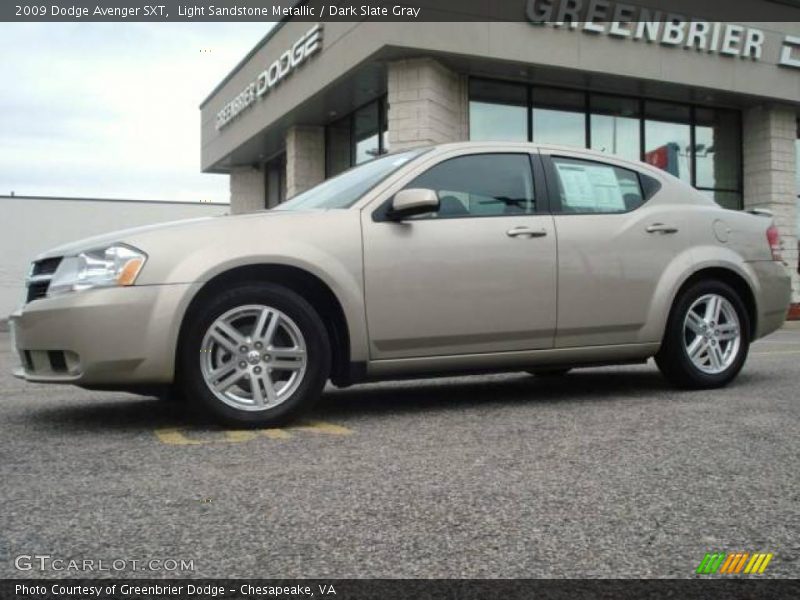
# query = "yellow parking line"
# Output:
<box><xmin>751</xmin><ymin>349</ymin><xmax>800</xmax><ymax>356</ymax></box>
<box><xmin>154</xmin><ymin>420</ymin><xmax>353</xmax><ymax>445</ymax></box>
<box><xmin>154</xmin><ymin>428</ymin><xmax>204</xmax><ymax>446</ymax></box>
<box><xmin>260</xmin><ymin>428</ymin><xmax>292</xmax><ymax>440</ymax></box>
<box><xmin>224</xmin><ymin>430</ymin><xmax>259</xmax><ymax>442</ymax></box>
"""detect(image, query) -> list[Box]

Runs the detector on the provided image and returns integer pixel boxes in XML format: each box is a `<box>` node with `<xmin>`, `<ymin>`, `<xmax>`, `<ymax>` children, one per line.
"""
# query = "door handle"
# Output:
<box><xmin>646</xmin><ymin>223</ymin><xmax>679</xmax><ymax>234</ymax></box>
<box><xmin>506</xmin><ymin>226</ymin><xmax>548</xmax><ymax>238</ymax></box>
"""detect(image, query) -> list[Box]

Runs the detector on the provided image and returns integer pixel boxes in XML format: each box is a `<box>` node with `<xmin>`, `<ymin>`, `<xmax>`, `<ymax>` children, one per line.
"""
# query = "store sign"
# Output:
<box><xmin>526</xmin><ymin>0</ymin><xmax>800</xmax><ymax>70</ymax></box>
<box><xmin>215</xmin><ymin>24</ymin><xmax>323</xmax><ymax>131</ymax></box>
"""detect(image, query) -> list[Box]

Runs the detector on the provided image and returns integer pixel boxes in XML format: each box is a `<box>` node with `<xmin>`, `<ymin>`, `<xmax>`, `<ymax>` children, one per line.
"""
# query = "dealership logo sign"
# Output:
<box><xmin>215</xmin><ymin>25</ymin><xmax>323</xmax><ymax>131</ymax></box>
<box><xmin>526</xmin><ymin>0</ymin><xmax>800</xmax><ymax>69</ymax></box>
<box><xmin>696</xmin><ymin>552</ymin><xmax>774</xmax><ymax>575</ymax></box>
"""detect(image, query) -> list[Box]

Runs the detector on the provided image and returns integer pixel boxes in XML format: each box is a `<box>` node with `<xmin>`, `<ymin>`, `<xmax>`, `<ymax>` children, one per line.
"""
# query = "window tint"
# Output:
<box><xmin>551</xmin><ymin>157</ymin><xmax>645</xmax><ymax>214</ymax></box>
<box><xmin>405</xmin><ymin>154</ymin><xmax>535</xmax><ymax>219</ymax></box>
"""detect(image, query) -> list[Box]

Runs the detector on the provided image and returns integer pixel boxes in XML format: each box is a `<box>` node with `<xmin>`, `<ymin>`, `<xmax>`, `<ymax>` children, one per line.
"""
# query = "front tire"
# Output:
<box><xmin>178</xmin><ymin>282</ymin><xmax>331</xmax><ymax>427</ymax></box>
<box><xmin>656</xmin><ymin>280</ymin><xmax>750</xmax><ymax>389</ymax></box>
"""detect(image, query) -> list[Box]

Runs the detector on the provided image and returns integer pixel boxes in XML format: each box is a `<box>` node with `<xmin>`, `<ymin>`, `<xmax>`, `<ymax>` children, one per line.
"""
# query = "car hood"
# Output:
<box><xmin>35</xmin><ymin>210</ymin><xmax>315</xmax><ymax>259</ymax></box>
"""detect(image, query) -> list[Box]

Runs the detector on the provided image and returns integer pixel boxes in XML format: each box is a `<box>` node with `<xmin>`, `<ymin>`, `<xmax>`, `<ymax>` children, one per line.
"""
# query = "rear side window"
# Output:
<box><xmin>551</xmin><ymin>157</ymin><xmax>646</xmax><ymax>214</ymax></box>
<box><xmin>404</xmin><ymin>153</ymin><xmax>535</xmax><ymax>218</ymax></box>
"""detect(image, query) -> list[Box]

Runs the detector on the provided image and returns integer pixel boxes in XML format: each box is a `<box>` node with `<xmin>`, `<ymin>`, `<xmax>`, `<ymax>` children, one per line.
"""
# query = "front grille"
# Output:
<box><xmin>26</xmin><ymin>282</ymin><xmax>50</xmax><ymax>302</ymax></box>
<box><xmin>32</xmin><ymin>257</ymin><xmax>61</xmax><ymax>277</ymax></box>
<box><xmin>26</xmin><ymin>256</ymin><xmax>62</xmax><ymax>303</ymax></box>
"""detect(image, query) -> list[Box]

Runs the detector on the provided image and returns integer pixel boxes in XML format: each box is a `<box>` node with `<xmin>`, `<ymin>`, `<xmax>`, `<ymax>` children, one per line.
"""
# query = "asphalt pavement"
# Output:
<box><xmin>1</xmin><ymin>326</ymin><xmax>798</xmax><ymax>579</ymax></box>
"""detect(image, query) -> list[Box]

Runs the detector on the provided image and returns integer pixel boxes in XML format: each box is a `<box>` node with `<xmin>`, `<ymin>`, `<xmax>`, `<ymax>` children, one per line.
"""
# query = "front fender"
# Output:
<box><xmin>130</xmin><ymin>210</ymin><xmax>369</xmax><ymax>362</ymax></box>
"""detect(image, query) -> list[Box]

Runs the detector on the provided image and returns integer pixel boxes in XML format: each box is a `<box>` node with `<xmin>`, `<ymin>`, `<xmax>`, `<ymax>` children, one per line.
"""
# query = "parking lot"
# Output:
<box><xmin>1</xmin><ymin>326</ymin><xmax>798</xmax><ymax>579</ymax></box>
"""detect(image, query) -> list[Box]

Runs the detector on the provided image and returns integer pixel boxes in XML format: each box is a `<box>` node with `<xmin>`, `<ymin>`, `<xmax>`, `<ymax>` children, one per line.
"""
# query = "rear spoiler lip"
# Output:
<box><xmin>746</xmin><ymin>208</ymin><xmax>774</xmax><ymax>217</ymax></box>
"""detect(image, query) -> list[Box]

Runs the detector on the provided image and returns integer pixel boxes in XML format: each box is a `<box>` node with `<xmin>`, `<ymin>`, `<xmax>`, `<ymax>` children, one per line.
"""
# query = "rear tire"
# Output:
<box><xmin>177</xmin><ymin>282</ymin><xmax>331</xmax><ymax>427</ymax></box>
<box><xmin>655</xmin><ymin>279</ymin><xmax>750</xmax><ymax>389</ymax></box>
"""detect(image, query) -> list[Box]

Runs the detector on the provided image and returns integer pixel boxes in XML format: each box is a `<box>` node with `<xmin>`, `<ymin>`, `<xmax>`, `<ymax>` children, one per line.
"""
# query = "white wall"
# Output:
<box><xmin>0</xmin><ymin>196</ymin><xmax>228</xmax><ymax>320</ymax></box>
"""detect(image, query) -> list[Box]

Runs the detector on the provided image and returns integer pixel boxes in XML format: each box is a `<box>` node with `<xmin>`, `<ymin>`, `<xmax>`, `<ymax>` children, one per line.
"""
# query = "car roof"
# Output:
<box><xmin>404</xmin><ymin>141</ymin><xmax>670</xmax><ymax>181</ymax></box>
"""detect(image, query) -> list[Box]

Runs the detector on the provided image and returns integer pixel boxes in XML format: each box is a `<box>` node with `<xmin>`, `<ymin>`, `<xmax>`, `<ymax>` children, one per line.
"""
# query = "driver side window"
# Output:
<box><xmin>404</xmin><ymin>153</ymin><xmax>536</xmax><ymax>219</ymax></box>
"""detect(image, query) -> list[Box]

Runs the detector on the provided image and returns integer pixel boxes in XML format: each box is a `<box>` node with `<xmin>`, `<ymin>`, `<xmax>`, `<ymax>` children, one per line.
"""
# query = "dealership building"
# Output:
<box><xmin>200</xmin><ymin>7</ymin><xmax>800</xmax><ymax>307</ymax></box>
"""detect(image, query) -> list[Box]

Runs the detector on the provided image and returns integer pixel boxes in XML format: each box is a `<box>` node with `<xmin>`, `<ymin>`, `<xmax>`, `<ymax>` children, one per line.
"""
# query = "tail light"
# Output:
<box><xmin>766</xmin><ymin>224</ymin><xmax>782</xmax><ymax>261</ymax></box>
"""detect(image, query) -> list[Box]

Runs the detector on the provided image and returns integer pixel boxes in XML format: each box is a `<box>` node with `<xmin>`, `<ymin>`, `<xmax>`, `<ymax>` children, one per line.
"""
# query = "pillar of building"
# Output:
<box><xmin>229</xmin><ymin>165</ymin><xmax>265</xmax><ymax>214</ymax></box>
<box><xmin>387</xmin><ymin>58</ymin><xmax>468</xmax><ymax>152</ymax></box>
<box><xmin>742</xmin><ymin>105</ymin><xmax>799</xmax><ymax>308</ymax></box>
<box><xmin>285</xmin><ymin>125</ymin><xmax>325</xmax><ymax>198</ymax></box>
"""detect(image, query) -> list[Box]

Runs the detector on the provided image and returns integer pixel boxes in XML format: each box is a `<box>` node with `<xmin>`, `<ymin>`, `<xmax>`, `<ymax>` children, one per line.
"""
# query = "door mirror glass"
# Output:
<box><xmin>389</xmin><ymin>188</ymin><xmax>440</xmax><ymax>220</ymax></box>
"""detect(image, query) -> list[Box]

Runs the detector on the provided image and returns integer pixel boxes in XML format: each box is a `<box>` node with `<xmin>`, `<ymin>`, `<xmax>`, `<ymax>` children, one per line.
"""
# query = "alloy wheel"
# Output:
<box><xmin>200</xmin><ymin>304</ymin><xmax>308</xmax><ymax>411</ymax></box>
<box><xmin>682</xmin><ymin>293</ymin><xmax>741</xmax><ymax>375</ymax></box>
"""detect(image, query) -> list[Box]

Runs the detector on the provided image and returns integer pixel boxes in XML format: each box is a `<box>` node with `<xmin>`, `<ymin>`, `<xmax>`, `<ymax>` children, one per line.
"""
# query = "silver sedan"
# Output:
<box><xmin>10</xmin><ymin>142</ymin><xmax>792</xmax><ymax>426</ymax></box>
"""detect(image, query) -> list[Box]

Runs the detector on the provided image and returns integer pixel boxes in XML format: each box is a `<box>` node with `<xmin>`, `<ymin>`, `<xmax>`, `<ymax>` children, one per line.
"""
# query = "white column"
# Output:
<box><xmin>387</xmin><ymin>58</ymin><xmax>468</xmax><ymax>152</ymax></box>
<box><xmin>743</xmin><ymin>105</ymin><xmax>799</xmax><ymax>305</ymax></box>
<box><xmin>285</xmin><ymin>125</ymin><xmax>325</xmax><ymax>198</ymax></box>
<box><xmin>229</xmin><ymin>166</ymin><xmax>265</xmax><ymax>214</ymax></box>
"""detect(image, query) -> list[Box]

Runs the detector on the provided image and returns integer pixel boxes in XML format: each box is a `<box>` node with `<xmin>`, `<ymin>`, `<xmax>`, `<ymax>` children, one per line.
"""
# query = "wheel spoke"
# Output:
<box><xmin>686</xmin><ymin>336</ymin><xmax>704</xmax><ymax>359</ymax></box>
<box><xmin>212</xmin><ymin>366</ymin><xmax>243</xmax><ymax>392</ymax></box>
<box><xmin>263</xmin><ymin>372</ymin><xmax>279</xmax><ymax>405</ymax></box>
<box><xmin>270</xmin><ymin>348</ymin><xmax>305</xmax><ymax>371</ymax></box>
<box><xmin>686</xmin><ymin>311</ymin><xmax>706</xmax><ymax>335</ymax></box>
<box><xmin>705</xmin><ymin>295</ymin><xmax>722</xmax><ymax>323</ymax></box>
<box><xmin>250</xmin><ymin>373</ymin><xmax>266</xmax><ymax>406</ymax></box>
<box><xmin>252</xmin><ymin>308</ymin><xmax>272</xmax><ymax>340</ymax></box>
<box><xmin>212</xmin><ymin>321</ymin><xmax>246</xmax><ymax>352</ymax></box>
<box><xmin>262</xmin><ymin>313</ymin><xmax>280</xmax><ymax>346</ymax></box>
<box><xmin>708</xmin><ymin>344</ymin><xmax>723</xmax><ymax>370</ymax></box>
<box><xmin>717</xmin><ymin>323</ymin><xmax>739</xmax><ymax>341</ymax></box>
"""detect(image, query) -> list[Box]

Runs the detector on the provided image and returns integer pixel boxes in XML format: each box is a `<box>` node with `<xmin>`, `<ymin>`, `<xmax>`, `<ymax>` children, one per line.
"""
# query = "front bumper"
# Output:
<box><xmin>10</xmin><ymin>283</ymin><xmax>199</xmax><ymax>385</ymax></box>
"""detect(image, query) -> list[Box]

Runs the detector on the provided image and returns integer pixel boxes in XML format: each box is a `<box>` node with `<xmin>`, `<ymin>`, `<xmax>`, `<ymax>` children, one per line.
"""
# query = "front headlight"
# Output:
<box><xmin>48</xmin><ymin>244</ymin><xmax>147</xmax><ymax>296</ymax></box>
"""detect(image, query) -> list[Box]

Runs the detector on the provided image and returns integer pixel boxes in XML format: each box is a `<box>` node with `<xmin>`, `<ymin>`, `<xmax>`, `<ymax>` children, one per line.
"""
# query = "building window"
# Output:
<box><xmin>532</xmin><ymin>87</ymin><xmax>586</xmax><ymax>148</ymax></box>
<box><xmin>325</xmin><ymin>96</ymin><xmax>388</xmax><ymax>177</ymax></box>
<box><xmin>693</xmin><ymin>108</ymin><xmax>742</xmax><ymax>210</ymax></box>
<box><xmin>467</xmin><ymin>78</ymin><xmax>743</xmax><ymax>210</ymax></box>
<box><xmin>590</xmin><ymin>95</ymin><xmax>641</xmax><ymax>163</ymax></box>
<box><xmin>469</xmin><ymin>80</ymin><xmax>527</xmax><ymax>142</ymax></box>
<box><xmin>644</xmin><ymin>101</ymin><xmax>693</xmax><ymax>185</ymax></box>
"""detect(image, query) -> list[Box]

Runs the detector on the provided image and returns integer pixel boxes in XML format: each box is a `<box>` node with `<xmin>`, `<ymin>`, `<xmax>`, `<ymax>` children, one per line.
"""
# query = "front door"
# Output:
<box><xmin>361</xmin><ymin>152</ymin><xmax>557</xmax><ymax>360</ymax></box>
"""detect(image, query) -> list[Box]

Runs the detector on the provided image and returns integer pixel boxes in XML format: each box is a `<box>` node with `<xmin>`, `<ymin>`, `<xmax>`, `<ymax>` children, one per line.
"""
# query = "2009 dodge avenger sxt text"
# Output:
<box><xmin>10</xmin><ymin>142</ymin><xmax>792</xmax><ymax>426</ymax></box>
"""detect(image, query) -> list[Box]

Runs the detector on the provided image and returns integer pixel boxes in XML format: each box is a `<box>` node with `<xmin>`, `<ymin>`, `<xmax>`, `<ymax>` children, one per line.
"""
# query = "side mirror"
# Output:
<box><xmin>387</xmin><ymin>188</ymin><xmax>439</xmax><ymax>220</ymax></box>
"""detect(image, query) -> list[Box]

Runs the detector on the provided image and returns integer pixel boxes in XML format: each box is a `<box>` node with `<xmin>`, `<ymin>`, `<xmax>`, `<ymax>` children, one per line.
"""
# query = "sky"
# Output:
<box><xmin>0</xmin><ymin>23</ymin><xmax>273</xmax><ymax>203</ymax></box>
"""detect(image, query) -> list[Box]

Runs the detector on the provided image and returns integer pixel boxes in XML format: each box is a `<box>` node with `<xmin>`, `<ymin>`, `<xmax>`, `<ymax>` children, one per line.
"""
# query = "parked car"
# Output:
<box><xmin>10</xmin><ymin>143</ymin><xmax>792</xmax><ymax>426</ymax></box>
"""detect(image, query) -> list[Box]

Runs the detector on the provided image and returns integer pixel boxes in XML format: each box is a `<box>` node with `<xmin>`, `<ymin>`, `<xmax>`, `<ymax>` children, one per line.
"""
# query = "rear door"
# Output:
<box><xmin>544</xmin><ymin>152</ymin><xmax>687</xmax><ymax>347</ymax></box>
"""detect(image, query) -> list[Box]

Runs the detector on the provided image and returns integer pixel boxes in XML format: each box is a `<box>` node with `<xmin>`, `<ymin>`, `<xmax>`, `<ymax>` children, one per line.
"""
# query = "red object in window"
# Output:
<box><xmin>644</xmin><ymin>143</ymin><xmax>680</xmax><ymax>178</ymax></box>
<box><xmin>645</xmin><ymin>145</ymin><xmax>670</xmax><ymax>170</ymax></box>
<box><xmin>766</xmin><ymin>224</ymin><xmax>782</xmax><ymax>262</ymax></box>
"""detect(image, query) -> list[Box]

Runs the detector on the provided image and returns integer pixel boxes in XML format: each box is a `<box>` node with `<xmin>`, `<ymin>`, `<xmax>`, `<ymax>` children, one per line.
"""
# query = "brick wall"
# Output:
<box><xmin>743</xmin><ymin>105</ymin><xmax>800</xmax><ymax>305</ymax></box>
<box><xmin>229</xmin><ymin>166</ymin><xmax>265</xmax><ymax>214</ymax></box>
<box><xmin>387</xmin><ymin>58</ymin><xmax>468</xmax><ymax>151</ymax></box>
<box><xmin>286</xmin><ymin>125</ymin><xmax>325</xmax><ymax>198</ymax></box>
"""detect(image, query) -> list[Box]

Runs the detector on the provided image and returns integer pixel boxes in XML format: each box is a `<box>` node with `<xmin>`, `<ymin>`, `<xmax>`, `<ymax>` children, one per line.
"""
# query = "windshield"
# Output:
<box><xmin>274</xmin><ymin>148</ymin><xmax>428</xmax><ymax>211</ymax></box>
